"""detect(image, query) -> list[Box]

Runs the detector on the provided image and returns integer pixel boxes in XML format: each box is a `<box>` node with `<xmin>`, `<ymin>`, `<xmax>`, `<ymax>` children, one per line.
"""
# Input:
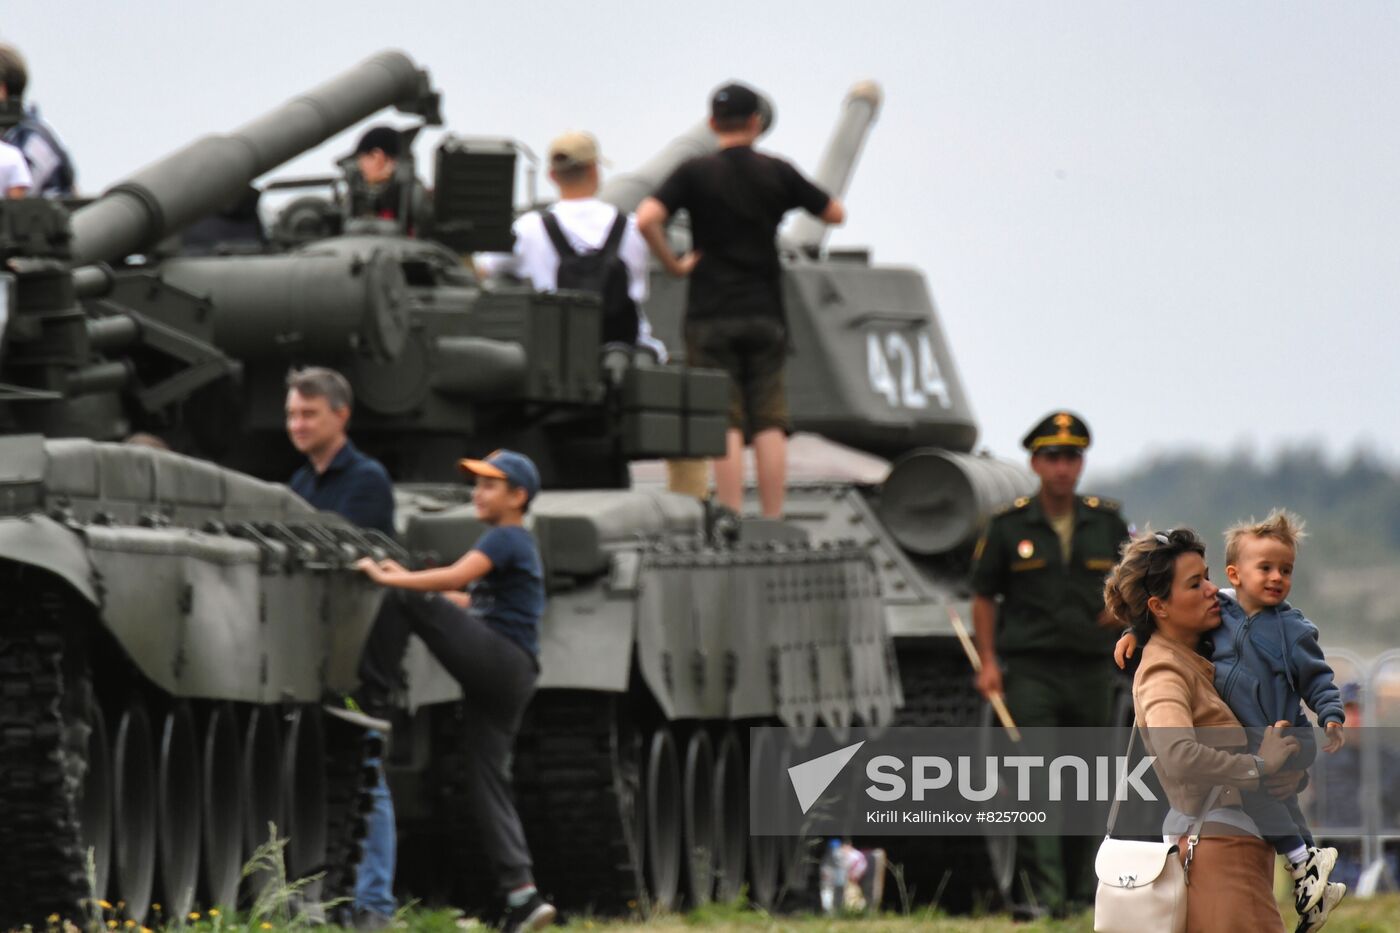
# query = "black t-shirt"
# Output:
<box><xmin>653</xmin><ymin>146</ymin><xmax>830</xmax><ymax>321</ymax></box>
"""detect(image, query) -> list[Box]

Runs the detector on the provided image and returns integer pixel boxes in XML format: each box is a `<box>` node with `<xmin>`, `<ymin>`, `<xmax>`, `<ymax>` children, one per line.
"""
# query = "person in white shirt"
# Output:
<box><xmin>0</xmin><ymin>139</ymin><xmax>32</xmax><ymax>198</ymax></box>
<box><xmin>476</xmin><ymin>131</ymin><xmax>707</xmax><ymax>498</ymax></box>
<box><xmin>475</xmin><ymin>131</ymin><xmax>667</xmax><ymax>361</ymax></box>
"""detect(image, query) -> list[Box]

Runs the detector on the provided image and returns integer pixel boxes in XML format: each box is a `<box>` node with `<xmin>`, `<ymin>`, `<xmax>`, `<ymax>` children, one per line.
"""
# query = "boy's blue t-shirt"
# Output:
<box><xmin>470</xmin><ymin>525</ymin><xmax>545</xmax><ymax>659</ymax></box>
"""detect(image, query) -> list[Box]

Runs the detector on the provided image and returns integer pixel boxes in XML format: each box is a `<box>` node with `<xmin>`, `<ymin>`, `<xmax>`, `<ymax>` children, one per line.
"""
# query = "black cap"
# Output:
<box><xmin>711</xmin><ymin>82</ymin><xmax>760</xmax><ymax>120</ymax></box>
<box><xmin>353</xmin><ymin>125</ymin><xmax>401</xmax><ymax>159</ymax></box>
<box><xmin>1022</xmin><ymin>410</ymin><xmax>1091</xmax><ymax>453</ymax></box>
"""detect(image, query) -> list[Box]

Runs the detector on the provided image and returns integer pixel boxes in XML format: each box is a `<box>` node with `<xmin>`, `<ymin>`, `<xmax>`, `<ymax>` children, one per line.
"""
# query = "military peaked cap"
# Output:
<box><xmin>1022</xmin><ymin>410</ymin><xmax>1091</xmax><ymax>453</ymax></box>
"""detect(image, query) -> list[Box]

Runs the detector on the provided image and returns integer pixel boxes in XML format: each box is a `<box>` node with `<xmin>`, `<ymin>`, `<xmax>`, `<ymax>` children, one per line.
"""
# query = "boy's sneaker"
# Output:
<box><xmin>1291</xmin><ymin>846</ymin><xmax>1339</xmax><ymax>914</ymax></box>
<box><xmin>498</xmin><ymin>893</ymin><xmax>556</xmax><ymax>932</ymax></box>
<box><xmin>1294</xmin><ymin>881</ymin><xmax>1346</xmax><ymax>933</ymax></box>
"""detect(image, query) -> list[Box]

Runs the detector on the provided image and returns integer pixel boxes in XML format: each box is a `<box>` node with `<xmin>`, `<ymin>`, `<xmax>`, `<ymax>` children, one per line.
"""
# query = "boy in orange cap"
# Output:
<box><xmin>356</xmin><ymin>449</ymin><xmax>554</xmax><ymax>932</ymax></box>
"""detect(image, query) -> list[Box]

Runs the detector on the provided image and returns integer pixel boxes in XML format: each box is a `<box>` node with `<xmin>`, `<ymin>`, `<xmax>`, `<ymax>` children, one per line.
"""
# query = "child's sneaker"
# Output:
<box><xmin>498</xmin><ymin>892</ymin><xmax>555</xmax><ymax>932</ymax></box>
<box><xmin>1290</xmin><ymin>846</ymin><xmax>1339</xmax><ymax>914</ymax></box>
<box><xmin>1294</xmin><ymin>881</ymin><xmax>1346</xmax><ymax>933</ymax></box>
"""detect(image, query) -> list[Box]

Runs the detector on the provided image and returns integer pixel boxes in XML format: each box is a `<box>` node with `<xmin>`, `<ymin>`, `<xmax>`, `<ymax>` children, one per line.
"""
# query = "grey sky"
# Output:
<box><xmin>7</xmin><ymin>2</ymin><xmax>1398</xmax><ymax>470</ymax></box>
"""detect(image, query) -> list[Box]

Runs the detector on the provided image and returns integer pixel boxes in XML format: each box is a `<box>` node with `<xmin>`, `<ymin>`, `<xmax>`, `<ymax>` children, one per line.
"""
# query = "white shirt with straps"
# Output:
<box><xmin>476</xmin><ymin>197</ymin><xmax>667</xmax><ymax>360</ymax></box>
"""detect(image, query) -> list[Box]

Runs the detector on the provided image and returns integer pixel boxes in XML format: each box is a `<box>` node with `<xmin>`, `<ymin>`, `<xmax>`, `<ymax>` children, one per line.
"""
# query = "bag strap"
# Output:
<box><xmin>1106</xmin><ymin>719</ymin><xmax>1224</xmax><ymax>840</ymax></box>
<box><xmin>1181</xmin><ymin>784</ymin><xmax>1225</xmax><ymax>884</ymax></box>
<box><xmin>540</xmin><ymin>210</ymin><xmax>576</xmax><ymax>258</ymax></box>
<box><xmin>1104</xmin><ymin>721</ymin><xmax>1141</xmax><ymax>837</ymax></box>
<box><xmin>600</xmin><ymin>211</ymin><xmax>628</xmax><ymax>257</ymax></box>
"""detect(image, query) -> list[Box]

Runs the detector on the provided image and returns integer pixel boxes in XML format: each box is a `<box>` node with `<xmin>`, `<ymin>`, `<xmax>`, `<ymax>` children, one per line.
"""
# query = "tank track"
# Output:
<box><xmin>429</xmin><ymin>690</ymin><xmax>643</xmax><ymax>915</ymax></box>
<box><xmin>0</xmin><ymin>566</ymin><xmax>373</xmax><ymax>926</ymax></box>
<box><xmin>0</xmin><ymin>580</ymin><xmax>92</xmax><ymax>927</ymax></box>
<box><xmin>870</xmin><ymin>640</ymin><xmax>1008</xmax><ymax>913</ymax></box>
<box><xmin>321</xmin><ymin>717</ymin><xmax>375</xmax><ymax>909</ymax></box>
<box><xmin>512</xmin><ymin>691</ymin><xmax>643</xmax><ymax>913</ymax></box>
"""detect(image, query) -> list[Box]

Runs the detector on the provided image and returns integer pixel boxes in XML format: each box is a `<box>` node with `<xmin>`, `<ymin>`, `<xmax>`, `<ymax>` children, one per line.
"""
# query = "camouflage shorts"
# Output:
<box><xmin>684</xmin><ymin>316</ymin><xmax>790</xmax><ymax>439</ymax></box>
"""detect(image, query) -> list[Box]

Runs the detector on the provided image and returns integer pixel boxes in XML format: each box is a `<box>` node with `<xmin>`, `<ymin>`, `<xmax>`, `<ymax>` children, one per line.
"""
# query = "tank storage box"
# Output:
<box><xmin>617</xmin><ymin>364</ymin><xmax>728</xmax><ymax>459</ymax></box>
<box><xmin>467</xmin><ymin>288</ymin><xmax>602</xmax><ymax>403</ymax></box>
<box><xmin>432</xmin><ymin>135</ymin><xmax>516</xmax><ymax>253</ymax></box>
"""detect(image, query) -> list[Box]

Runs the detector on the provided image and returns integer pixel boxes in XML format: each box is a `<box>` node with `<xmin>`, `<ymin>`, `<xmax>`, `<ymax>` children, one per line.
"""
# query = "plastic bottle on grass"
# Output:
<box><xmin>819</xmin><ymin>838</ymin><xmax>847</xmax><ymax>914</ymax></box>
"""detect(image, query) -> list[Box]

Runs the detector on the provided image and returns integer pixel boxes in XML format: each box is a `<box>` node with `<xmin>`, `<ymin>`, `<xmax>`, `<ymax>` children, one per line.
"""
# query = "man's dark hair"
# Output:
<box><xmin>711</xmin><ymin>114</ymin><xmax>755</xmax><ymax>134</ymax></box>
<box><xmin>0</xmin><ymin>44</ymin><xmax>28</xmax><ymax>99</ymax></box>
<box><xmin>286</xmin><ymin>366</ymin><xmax>353</xmax><ymax>411</ymax></box>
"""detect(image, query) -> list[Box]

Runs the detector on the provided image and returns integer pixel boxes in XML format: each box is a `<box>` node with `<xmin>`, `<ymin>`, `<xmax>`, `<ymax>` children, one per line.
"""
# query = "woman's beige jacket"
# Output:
<box><xmin>1131</xmin><ymin>633</ymin><xmax>1264</xmax><ymax>815</ymax></box>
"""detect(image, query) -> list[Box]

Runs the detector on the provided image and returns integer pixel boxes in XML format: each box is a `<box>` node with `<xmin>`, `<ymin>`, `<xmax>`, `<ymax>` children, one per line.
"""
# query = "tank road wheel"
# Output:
<box><xmin>644</xmin><ymin>726</ymin><xmax>682</xmax><ymax>912</ymax></box>
<box><xmin>680</xmin><ymin>730</ymin><xmax>716</xmax><ymax>907</ymax></box>
<box><xmin>281</xmin><ymin>706</ymin><xmax>328</xmax><ymax>887</ymax></box>
<box><xmin>242</xmin><ymin>707</ymin><xmax>282</xmax><ymax>900</ymax></box>
<box><xmin>73</xmin><ymin>682</ymin><xmax>115</xmax><ymax>903</ymax></box>
<box><xmin>711</xmin><ymin>729</ymin><xmax>747</xmax><ymax>904</ymax></box>
<box><xmin>776</xmin><ymin>744</ymin><xmax>815</xmax><ymax>908</ymax></box>
<box><xmin>745</xmin><ymin>728</ymin><xmax>781</xmax><ymax>910</ymax></box>
<box><xmin>200</xmin><ymin>704</ymin><xmax>244</xmax><ymax>910</ymax></box>
<box><xmin>112</xmin><ymin>697</ymin><xmax>158</xmax><ymax>923</ymax></box>
<box><xmin>157</xmin><ymin>703</ymin><xmax>202</xmax><ymax>919</ymax></box>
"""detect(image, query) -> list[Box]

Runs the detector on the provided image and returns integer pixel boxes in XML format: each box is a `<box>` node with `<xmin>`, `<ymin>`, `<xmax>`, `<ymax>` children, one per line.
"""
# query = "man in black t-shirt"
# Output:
<box><xmin>637</xmin><ymin>82</ymin><xmax>845</xmax><ymax>519</ymax></box>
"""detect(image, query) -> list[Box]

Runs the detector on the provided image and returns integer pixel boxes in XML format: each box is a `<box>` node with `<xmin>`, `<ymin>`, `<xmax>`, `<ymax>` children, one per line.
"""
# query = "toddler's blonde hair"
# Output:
<box><xmin>1223</xmin><ymin>509</ymin><xmax>1307</xmax><ymax>566</ymax></box>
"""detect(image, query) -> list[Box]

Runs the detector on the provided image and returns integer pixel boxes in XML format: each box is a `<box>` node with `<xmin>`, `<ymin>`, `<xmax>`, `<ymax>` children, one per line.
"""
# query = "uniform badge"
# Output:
<box><xmin>1017</xmin><ymin>539</ymin><xmax>1034</xmax><ymax>559</ymax></box>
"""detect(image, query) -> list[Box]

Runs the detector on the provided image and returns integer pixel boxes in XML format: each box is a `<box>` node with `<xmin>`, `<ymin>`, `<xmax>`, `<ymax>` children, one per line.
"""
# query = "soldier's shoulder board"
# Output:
<box><xmin>994</xmin><ymin>496</ymin><xmax>1032</xmax><ymax>517</ymax></box>
<box><xmin>1081</xmin><ymin>495</ymin><xmax>1121</xmax><ymax>512</ymax></box>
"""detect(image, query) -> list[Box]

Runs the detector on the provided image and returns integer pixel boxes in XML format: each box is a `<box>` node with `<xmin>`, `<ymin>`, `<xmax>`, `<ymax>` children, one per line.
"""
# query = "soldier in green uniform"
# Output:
<box><xmin>970</xmin><ymin>411</ymin><xmax>1130</xmax><ymax>919</ymax></box>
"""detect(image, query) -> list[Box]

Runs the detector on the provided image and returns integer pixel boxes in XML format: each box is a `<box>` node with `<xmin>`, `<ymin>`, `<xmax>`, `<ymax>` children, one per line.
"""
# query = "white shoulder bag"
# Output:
<box><xmin>1093</xmin><ymin>721</ymin><xmax>1221</xmax><ymax>933</ymax></box>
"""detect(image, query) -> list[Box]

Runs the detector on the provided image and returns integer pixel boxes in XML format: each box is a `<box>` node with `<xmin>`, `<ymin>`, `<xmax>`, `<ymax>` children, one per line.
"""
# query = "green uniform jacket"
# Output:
<box><xmin>970</xmin><ymin>494</ymin><xmax>1130</xmax><ymax>657</ymax></box>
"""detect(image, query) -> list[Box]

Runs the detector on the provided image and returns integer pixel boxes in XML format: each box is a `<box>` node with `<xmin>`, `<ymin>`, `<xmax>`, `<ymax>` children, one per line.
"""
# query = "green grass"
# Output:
<box><xmin>48</xmin><ymin>895</ymin><xmax>1400</xmax><ymax>933</ymax></box>
<box><xmin>42</xmin><ymin>830</ymin><xmax>1398</xmax><ymax>933</ymax></box>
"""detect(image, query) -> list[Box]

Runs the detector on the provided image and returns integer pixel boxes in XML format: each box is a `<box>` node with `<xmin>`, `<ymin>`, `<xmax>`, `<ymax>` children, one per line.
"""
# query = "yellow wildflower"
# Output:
<box><xmin>125</xmin><ymin>923</ymin><xmax>136</xmax><ymax>929</ymax></box>
<box><xmin>260</xmin><ymin>924</ymin><xmax>273</xmax><ymax>930</ymax></box>
<box><xmin>47</xmin><ymin>915</ymin><xmax>60</xmax><ymax>924</ymax></box>
<box><xmin>98</xmin><ymin>902</ymin><xmax>113</xmax><ymax>911</ymax></box>
<box><xmin>106</xmin><ymin>922</ymin><xmax>117</xmax><ymax>930</ymax></box>
<box><xmin>188</xmin><ymin>913</ymin><xmax>200</xmax><ymax>922</ymax></box>
<box><xmin>207</xmin><ymin>909</ymin><xmax>219</xmax><ymax>918</ymax></box>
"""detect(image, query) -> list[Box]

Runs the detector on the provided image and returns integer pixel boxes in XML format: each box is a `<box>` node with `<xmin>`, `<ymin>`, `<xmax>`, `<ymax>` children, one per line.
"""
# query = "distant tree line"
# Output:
<box><xmin>1095</xmin><ymin>446</ymin><xmax>1400</xmax><ymax>654</ymax></box>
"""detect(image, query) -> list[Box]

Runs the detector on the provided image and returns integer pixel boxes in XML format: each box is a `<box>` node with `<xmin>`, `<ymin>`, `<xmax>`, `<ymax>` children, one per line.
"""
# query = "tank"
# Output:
<box><xmin>0</xmin><ymin>51</ymin><xmax>439</xmax><ymax>928</ymax></box>
<box><xmin>3</xmin><ymin>66</ymin><xmax>1028</xmax><ymax>926</ymax></box>
<box><xmin>138</xmin><ymin>83</ymin><xmax>900</xmax><ymax>917</ymax></box>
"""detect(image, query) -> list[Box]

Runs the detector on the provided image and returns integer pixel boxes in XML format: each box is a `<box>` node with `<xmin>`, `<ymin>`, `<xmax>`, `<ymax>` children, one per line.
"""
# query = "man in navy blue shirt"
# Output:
<box><xmin>287</xmin><ymin>367</ymin><xmax>394</xmax><ymax>537</ymax></box>
<box><xmin>285</xmin><ymin>367</ymin><xmax>398</xmax><ymax>927</ymax></box>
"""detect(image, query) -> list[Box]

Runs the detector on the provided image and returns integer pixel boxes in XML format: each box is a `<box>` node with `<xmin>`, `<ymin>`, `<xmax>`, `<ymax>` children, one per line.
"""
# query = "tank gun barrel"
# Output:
<box><xmin>159</xmin><ymin>252</ymin><xmax>411</xmax><ymax>363</ymax></box>
<box><xmin>598</xmin><ymin>94</ymin><xmax>774</xmax><ymax>213</ymax></box>
<box><xmin>71</xmin><ymin>50</ymin><xmax>441</xmax><ymax>266</ymax></box>
<box><xmin>785</xmin><ymin>80</ymin><xmax>882</xmax><ymax>255</ymax></box>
